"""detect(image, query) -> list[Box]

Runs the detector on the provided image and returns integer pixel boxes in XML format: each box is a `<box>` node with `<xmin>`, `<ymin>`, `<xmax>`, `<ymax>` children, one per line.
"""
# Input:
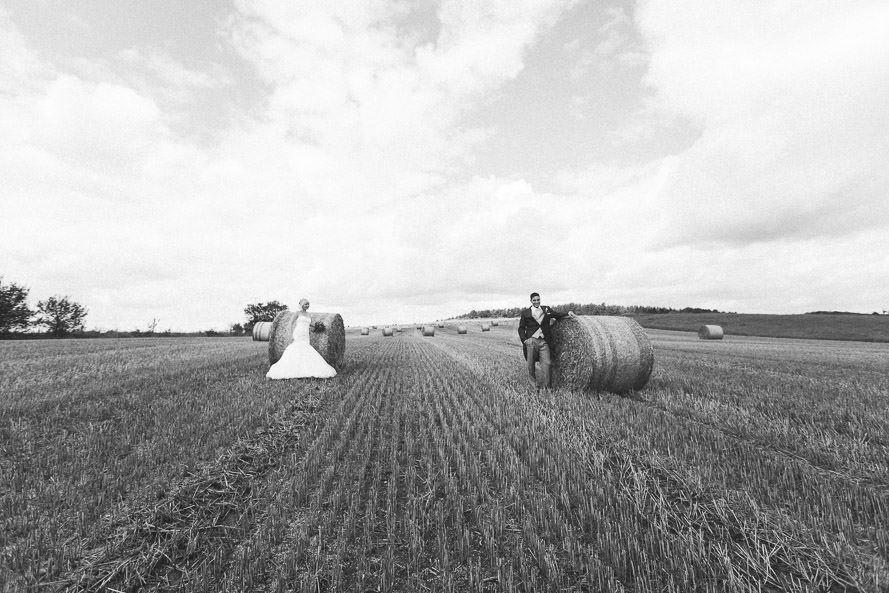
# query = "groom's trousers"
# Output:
<box><xmin>525</xmin><ymin>337</ymin><xmax>551</xmax><ymax>388</ymax></box>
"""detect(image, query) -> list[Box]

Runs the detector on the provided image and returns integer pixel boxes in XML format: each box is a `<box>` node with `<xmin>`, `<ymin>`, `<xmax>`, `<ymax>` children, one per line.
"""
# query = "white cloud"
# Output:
<box><xmin>2</xmin><ymin>1</ymin><xmax>584</xmax><ymax>330</ymax></box>
<box><xmin>565</xmin><ymin>6</ymin><xmax>645</xmax><ymax>80</ymax></box>
<box><xmin>633</xmin><ymin>0</ymin><xmax>889</xmax><ymax>246</ymax></box>
<box><xmin>0</xmin><ymin>9</ymin><xmax>51</xmax><ymax>94</ymax></box>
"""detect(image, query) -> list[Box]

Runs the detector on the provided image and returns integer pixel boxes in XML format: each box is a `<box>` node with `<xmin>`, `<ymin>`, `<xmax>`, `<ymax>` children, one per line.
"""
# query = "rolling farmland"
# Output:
<box><xmin>1</xmin><ymin>327</ymin><xmax>888</xmax><ymax>592</ymax></box>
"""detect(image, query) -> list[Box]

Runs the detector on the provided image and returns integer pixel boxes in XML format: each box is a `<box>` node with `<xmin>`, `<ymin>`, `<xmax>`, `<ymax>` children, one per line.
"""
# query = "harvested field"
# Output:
<box><xmin>2</xmin><ymin>329</ymin><xmax>888</xmax><ymax>592</ymax></box>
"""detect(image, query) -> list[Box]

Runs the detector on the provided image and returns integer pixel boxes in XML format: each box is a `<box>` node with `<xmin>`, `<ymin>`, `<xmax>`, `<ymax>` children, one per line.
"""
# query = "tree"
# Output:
<box><xmin>243</xmin><ymin>300</ymin><xmax>288</xmax><ymax>330</ymax></box>
<box><xmin>230</xmin><ymin>323</ymin><xmax>244</xmax><ymax>336</ymax></box>
<box><xmin>36</xmin><ymin>295</ymin><xmax>88</xmax><ymax>336</ymax></box>
<box><xmin>0</xmin><ymin>276</ymin><xmax>34</xmax><ymax>333</ymax></box>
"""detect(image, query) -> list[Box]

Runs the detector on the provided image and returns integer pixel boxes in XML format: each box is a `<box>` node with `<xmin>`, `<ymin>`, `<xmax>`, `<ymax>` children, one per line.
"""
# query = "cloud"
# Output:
<box><xmin>2</xmin><ymin>1</ymin><xmax>585</xmax><ymax>330</ymax></box>
<box><xmin>225</xmin><ymin>1</ymin><xmax>575</xmax><ymax>202</ymax></box>
<box><xmin>565</xmin><ymin>6</ymin><xmax>646</xmax><ymax>80</ymax></box>
<box><xmin>635</xmin><ymin>0</ymin><xmax>889</xmax><ymax>246</ymax></box>
<box><xmin>0</xmin><ymin>8</ymin><xmax>51</xmax><ymax>93</ymax></box>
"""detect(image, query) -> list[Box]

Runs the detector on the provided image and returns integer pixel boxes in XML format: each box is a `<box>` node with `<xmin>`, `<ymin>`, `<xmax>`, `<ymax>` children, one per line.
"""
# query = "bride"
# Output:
<box><xmin>266</xmin><ymin>298</ymin><xmax>337</xmax><ymax>380</ymax></box>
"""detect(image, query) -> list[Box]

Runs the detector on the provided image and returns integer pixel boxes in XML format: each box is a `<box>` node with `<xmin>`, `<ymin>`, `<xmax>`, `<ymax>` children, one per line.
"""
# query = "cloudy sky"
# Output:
<box><xmin>2</xmin><ymin>0</ymin><xmax>888</xmax><ymax>331</ymax></box>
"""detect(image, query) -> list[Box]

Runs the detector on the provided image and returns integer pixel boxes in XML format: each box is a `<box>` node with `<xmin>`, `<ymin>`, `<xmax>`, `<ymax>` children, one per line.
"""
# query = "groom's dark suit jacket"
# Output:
<box><xmin>518</xmin><ymin>305</ymin><xmax>569</xmax><ymax>359</ymax></box>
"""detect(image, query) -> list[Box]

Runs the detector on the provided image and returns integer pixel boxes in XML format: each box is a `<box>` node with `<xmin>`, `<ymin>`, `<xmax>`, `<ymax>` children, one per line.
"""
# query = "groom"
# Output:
<box><xmin>518</xmin><ymin>292</ymin><xmax>575</xmax><ymax>390</ymax></box>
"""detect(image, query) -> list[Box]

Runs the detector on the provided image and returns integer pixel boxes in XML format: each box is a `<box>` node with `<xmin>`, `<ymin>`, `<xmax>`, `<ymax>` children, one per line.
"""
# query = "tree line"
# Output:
<box><xmin>455</xmin><ymin>302</ymin><xmax>726</xmax><ymax>319</ymax></box>
<box><xmin>1</xmin><ymin>275</ymin><xmax>297</xmax><ymax>338</ymax></box>
<box><xmin>0</xmin><ymin>277</ymin><xmax>88</xmax><ymax>336</ymax></box>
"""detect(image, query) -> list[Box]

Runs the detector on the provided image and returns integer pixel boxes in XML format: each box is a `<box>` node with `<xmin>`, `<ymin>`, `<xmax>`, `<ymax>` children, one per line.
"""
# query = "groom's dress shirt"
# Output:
<box><xmin>531</xmin><ymin>306</ymin><xmax>545</xmax><ymax>339</ymax></box>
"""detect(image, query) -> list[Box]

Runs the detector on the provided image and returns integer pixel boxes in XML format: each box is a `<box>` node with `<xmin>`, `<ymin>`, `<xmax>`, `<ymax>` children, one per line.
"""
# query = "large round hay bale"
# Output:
<box><xmin>481</xmin><ymin>323</ymin><xmax>491</xmax><ymax>332</ymax></box>
<box><xmin>437</xmin><ymin>322</ymin><xmax>445</xmax><ymax>328</ymax></box>
<box><xmin>457</xmin><ymin>325</ymin><xmax>467</xmax><ymax>334</ymax></box>
<box><xmin>550</xmin><ymin>316</ymin><xmax>654</xmax><ymax>394</ymax></box>
<box><xmin>268</xmin><ymin>311</ymin><xmax>345</xmax><ymax>369</ymax></box>
<box><xmin>360</xmin><ymin>327</ymin><xmax>369</xmax><ymax>335</ymax></box>
<box><xmin>382</xmin><ymin>327</ymin><xmax>394</xmax><ymax>337</ymax></box>
<box><xmin>252</xmin><ymin>321</ymin><xmax>272</xmax><ymax>342</ymax></box>
<box><xmin>698</xmin><ymin>325</ymin><xmax>724</xmax><ymax>340</ymax></box>
<box><xmin>491</xmin><ymin>320</ymin><xmax>499</xmax><ymax>326</ymax></box>
<box><xmin>422</xmin><ymin>325</ymin><xmax>435</xmax><ymax>337</ymax></box>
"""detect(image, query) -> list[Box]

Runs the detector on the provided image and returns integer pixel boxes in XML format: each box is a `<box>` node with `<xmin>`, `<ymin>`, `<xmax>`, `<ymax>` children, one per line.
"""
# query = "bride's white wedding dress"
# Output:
<box><xmin>266</xmin><ymin>314</ymin><xmax>337</xmax><ymax>379</ymax></box>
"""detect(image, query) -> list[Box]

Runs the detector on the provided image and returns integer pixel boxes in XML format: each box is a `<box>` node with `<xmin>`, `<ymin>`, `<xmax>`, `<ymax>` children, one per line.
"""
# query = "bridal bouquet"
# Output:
<box><xmin>311</xmin><ymin>321</ymin><xmax>326</xmax><ymax>333</ymax></box>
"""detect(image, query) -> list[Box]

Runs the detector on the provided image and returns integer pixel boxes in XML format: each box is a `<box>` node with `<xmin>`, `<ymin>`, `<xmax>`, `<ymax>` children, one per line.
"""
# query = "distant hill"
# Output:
<box><xmin>629</xmin><ymin>312</ymin><xmax>889</xmax><ymax>343</ymax></box>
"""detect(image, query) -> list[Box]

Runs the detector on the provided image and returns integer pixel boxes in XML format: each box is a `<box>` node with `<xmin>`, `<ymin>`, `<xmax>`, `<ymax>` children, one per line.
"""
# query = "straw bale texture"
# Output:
<box><xmin>481</xmin><ymin>323</ymin><xmax>490</xmax><ymax>332</ymax></box>
<box><xmin>360</xmin><ymin>328</ymin><xmax>369</xmax><ymax>335</ymax></box>
<box><xmin>382</xmin><ymin>327</ymin><xmax>394</xmax><ymax>337</ymax></box>
<box><xmin>422</xmin><ymin>325</ymin><xmax>435</xmax><ymax>337</ymax></box>
<box><xmin>457</xmin><ymin>325</ymin><xmax>468</xmax><ymax>334</ymax></box>
<box><xmin>268</xmin><ymin>311</ymin><xmax>345</xmax><ymax>369</ymax></box>
<box><xmin>698</xmin><ymin>325</ymin><xmax>724</xmax><ymax>340</ymax></box>
<box><xmin>252</xmin><ymin>321</ymin><xmax>272</xmax><ymax>342</ymax></box>
<box><xmin>549</xmin><ymin>315</ymin><xmax>654</xmax><ymax>394</ymax></box>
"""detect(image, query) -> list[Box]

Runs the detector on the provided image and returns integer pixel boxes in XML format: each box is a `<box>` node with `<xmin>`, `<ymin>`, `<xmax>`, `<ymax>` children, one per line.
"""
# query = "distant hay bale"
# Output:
<box><xmin>437</xmin><ymin>322</ymin><xmax>444</xmax><ymax>328</ymax></box>
<box><xmin>550</xmin><ymin>315</ymin><xmax>654</xmax><ymax>394</ymax></box>
<box><xmin>457</xmin><ymin>325</ymin><xmax>468</xmax><ymax>334</ymax></box>
<box><xmin>268</xmin><ymin>311</ymin><xmax>345</xmax><ymax>369</ymax></box>
<box><xmin>481</xmin><ymin>323</ymin><xmax>490</xmax><ymax>332</ymax></box>
<box><xmin>423</xmin><ymin>325</ymin><xmax>435</xmax><ymax>337</ymax></box>
<box><xmin>382</xmin><ymin>327</ymin><xmax>394</xmax><ymax>337</ymax></box>
<box><xmin>698</xmin><ymin>325</ymin><xmax>724</xmax><ymax>340</ymax></box>
<box><xmin>491</xmin><ymin>320</ymin><xmax>499</xmax><ymax>326</ymax></box>
<box><xmin>252</xmin><ymin>321</ymin><xmax>272</xmax><ymax>342</ymax></box>
<box><xmin>360</xmin><ymin>327</ymin><xmax>369</xmax><ymax>335</ymax></box>
<box><xmin>372</xmin><ymin>325</ymin><xmax>377</xmax><ymax>329</ymax></box>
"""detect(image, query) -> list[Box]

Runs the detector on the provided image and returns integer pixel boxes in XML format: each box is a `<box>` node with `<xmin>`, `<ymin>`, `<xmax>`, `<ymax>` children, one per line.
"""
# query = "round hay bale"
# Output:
<box><xmin>360</xmin><ymin>327</ymin><xmax>369</xmax><ymax>335</ymax></box>
<box><xmin>268</xmin><ymin>311</ymin><xmax>345</xmax><ymax>369</ymax></box>
<box><xmin>422</xmin><ymin>325</ymin><xmax>435</xmax><ymax>337</ymax></box>
<box><xmin>698</xmin><ymin>325</ymin><xmax>724</xmax><ymax>340</ymax></box>
<box><xmin>457</xmin><ymin>325</ymin><xmax>467</xmax><ymax>334</ymax></box>
<box><xmin>437</xmin><ymin>322</ymin><xmax>445</xmax><ymax>328</ymax></box>
<box><xmin>550</xmin><ymin>315</ymin><xmax>654</xmax><ymax>394</ymax></box>
<box><xmin>491</xmin><ymin>320</ymin><xmax>499</xmax><ymax>326</ymax></box>
<box><xmin>252</xmin><ymin>321</ymin><xmax>272</xmax><ymax>342</ymax></box>
<box><xmin>382</xmin><ymin>327</ymin><xmax>394</xmax><ymax>337</ymax></box>
<box><xmin>481</xmin><ymin>323</ymin><xmax>490</xmax><ymax>332</ymax></box>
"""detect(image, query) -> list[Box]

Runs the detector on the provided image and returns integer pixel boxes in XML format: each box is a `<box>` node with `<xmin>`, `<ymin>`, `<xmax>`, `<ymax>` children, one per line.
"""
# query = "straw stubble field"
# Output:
<box><xmin>1</xmin><ymin>326</ymin><xmax>888</xmax><ymax>592</ymax></box>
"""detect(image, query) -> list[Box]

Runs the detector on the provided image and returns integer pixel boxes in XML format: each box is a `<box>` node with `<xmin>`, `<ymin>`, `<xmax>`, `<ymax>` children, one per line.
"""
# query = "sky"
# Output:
<box><xmin>2</xmin><ymin>0</ymin><xmax>888</xmax><ymax>331</ymax></box>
